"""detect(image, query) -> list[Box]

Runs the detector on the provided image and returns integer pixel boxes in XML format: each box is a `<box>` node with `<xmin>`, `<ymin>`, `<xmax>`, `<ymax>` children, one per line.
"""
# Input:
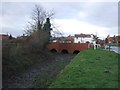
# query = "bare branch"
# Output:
<box><xmin>51</xmin><ymin>23</ymin><xmax>64</xmax><ymax>37</ymax></box>
<box><xmin>24</xmin><ymin>4</ymin><xmax>60</xmax><ymax>37</ymax></box>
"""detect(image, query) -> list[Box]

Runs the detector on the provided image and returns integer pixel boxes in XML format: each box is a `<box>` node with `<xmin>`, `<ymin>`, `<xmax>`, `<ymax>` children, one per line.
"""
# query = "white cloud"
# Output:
<box><xmin>0</xmin><ymin>2</ymin><xmax>118</xmax><ymax>38</ymax></box>
<box><xmin>53</xmin><ymin>18</ymin><xmax>117</xmax><ymax>39</ymax></box>
<box><xmin>78</xmin><ymin>12</ymin><xmax>88</xmax><ymax>18</ymax></box>
<box><xmin>0</xmin><ymin>13</ymin><xmax>30</xmax><ymax>36</ymax></box>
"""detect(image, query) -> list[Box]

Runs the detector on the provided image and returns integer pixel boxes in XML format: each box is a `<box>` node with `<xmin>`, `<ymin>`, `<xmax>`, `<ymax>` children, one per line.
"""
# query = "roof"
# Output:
<box><xmin>50</xmin><ymin>37</ymin><xmax>64</xmax><ymax>41</ymax></box>
<box><xmin>116</xmin><ymin>36</ymin><xmax>120</xmax><ymax>38</ymax></box>
<box><xmin>0</xmin><ymin>34</ymin><xmax>9</xmax><ymax>40</ymax></box>
<box><xmin>50</xmin><ymin>36</ymin><xmax>74</xmax><ymax>42</ymax></box>
<box><xmin>75</xmin><ymin>34</ymin><xmax>91</xmax><ymax>38</ymax></box>
<box><xmin>64</xmin><ymin>36</ymin><xmax>74</xmax><ymax>41</ymax></box>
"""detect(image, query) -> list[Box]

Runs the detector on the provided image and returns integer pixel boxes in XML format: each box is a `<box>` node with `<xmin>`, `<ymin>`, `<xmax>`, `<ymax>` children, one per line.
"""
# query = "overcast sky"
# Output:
<box><xmin>0</xmin><ymin>1</ymin><xmax>118</xmax><ymax>39</ymax></box>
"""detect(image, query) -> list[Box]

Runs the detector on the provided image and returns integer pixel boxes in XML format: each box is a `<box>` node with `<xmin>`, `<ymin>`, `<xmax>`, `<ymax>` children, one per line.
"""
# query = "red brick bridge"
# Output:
<box><xmin>46</xmin><ymin>42</ymin><xmax>88</xmax><ymax>54</ymax></box>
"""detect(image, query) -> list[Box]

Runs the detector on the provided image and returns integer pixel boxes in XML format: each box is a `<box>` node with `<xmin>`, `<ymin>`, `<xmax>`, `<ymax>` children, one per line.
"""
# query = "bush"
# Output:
<box><xmin>2</xmin><ymin>37</ymin><xmax>51</xmax><ymax>79</ymax></box>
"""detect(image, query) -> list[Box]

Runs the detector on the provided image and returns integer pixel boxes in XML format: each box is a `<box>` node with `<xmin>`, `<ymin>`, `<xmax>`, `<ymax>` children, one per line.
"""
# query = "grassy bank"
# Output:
<box><xmin>49</xmin><ymin>48</ymin><xmax>119</xmax><ymax>88</ymax></box>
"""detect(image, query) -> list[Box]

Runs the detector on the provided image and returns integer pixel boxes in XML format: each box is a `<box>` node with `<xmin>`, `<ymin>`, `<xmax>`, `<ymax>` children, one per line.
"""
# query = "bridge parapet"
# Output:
<box><xmin>46</xmin><ymin>42</ymin><xmax>88</xmax><ymax>53</ymax></box>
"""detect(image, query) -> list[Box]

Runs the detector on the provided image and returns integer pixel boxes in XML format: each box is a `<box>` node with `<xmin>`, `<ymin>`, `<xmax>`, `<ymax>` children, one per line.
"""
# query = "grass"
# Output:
<box><xmin>49</xmin><ymin>48</ymin><xmax>119</xmax><ymax>88</ymax></box>
<box><xmin>99</xmin><ymin>46</ymin><xmax>105</xmax><ymax>49</ymax></box>
<box><xmin>110</xmin><ymin>43</ymin><xmax>120</xmax><ymax>46</ymax></box>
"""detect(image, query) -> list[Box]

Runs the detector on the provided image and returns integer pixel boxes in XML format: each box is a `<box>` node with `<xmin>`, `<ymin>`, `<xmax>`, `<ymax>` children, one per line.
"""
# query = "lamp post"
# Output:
<box><xmin>108</xmin><ymin>42</ymin><xmax>111</xmax><ymax>51</ymax></box>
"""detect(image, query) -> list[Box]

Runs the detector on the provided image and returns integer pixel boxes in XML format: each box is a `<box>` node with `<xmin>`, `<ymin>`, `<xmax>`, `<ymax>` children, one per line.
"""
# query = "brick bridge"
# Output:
<box><xmin>46</xmin><ymin>42</ymin><xmax>88</xmax><ymax>54</ymax></box>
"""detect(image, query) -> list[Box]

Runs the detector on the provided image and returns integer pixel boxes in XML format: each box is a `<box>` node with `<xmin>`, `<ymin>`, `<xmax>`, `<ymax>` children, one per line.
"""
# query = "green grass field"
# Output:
<box><xmin>49</xmin><ymin>48</ymin><xmax>119</xmax><ymax>88</ymax></box>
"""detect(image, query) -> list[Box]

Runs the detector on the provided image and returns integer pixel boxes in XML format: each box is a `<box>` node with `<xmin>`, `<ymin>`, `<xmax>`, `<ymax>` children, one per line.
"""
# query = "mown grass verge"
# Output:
<box><xmin>49</xmin><ymin>48</ymin><xmax>119</xmax><ymax>88</ymax></box>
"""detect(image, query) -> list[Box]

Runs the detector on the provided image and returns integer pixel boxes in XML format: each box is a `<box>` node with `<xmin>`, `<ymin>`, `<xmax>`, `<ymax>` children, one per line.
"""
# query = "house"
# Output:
<box><xmin>74</xmin><ymin>33</ymin><xmax>97</xmax><ymax>43</ymax></box>
<box><xmin>106</xmin><ymin>35</ymin><xmax>120</xmax><ymax>44</ymax></box>
<box><xmin>49</xmin><ymin>33</ymin><xmax>100</xmax><ymax>49</ymax></box>
<box><xmin>50</xmin><ymin>33</ymin><xmax>98</xmax><ymax>44</ymax></box>
<box><xmin>115</xmin><ymin>36</ymin><xmax>120</xmax><ymax>43</ymax></box>
<box><xmin>106</xmin><ymin>35</ymin><xmax>114</xmax><ymax>43</ymax></box>
<box><xmin>62</xmin><ymin>35</ymin><xmax>74</xmax><ymax>43</ymax></box>
<box><xmin>0</xmin><ymin>34</ymin><xmax>9</xmax><ymax>40</ymax></box>
<box><xmin>50</xmin><ymin>37</ymin><xmax>64</xmax><ymax>42</ymax></box>
<box><xmin>50</xmin><ymin>35</ymin><xmax>74</xmax><ymax>43</ymax></box>
<box><xmin>74</xmin><ymin>33</ymin><xmax>101</xmax><ymax>49</ymax></box>
<box><xmin>96</xmin><ymin>39</ymin><xmax>105</xmax><ymax>46</ymax></box>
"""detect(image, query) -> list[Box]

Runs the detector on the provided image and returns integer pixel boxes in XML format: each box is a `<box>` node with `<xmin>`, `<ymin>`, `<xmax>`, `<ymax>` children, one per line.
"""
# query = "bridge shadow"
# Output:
<box><xmin>50</xmin><ymin>49</ymin><xmax>57</xmax><ymax>53</ymax></box>
<box><xmin>73</xmin><ymin>50</ymin><xmax>80</xmax><ymax>54</ymax></box>
<box><xmin>61</xmin><ymin>49</ymin><xmax>68</xmax><ymax>54</ymax></box>
<box><xmin>50</xmin><ymin>49</ymin><xmax>80</xmax><ymax>54</ymax></box>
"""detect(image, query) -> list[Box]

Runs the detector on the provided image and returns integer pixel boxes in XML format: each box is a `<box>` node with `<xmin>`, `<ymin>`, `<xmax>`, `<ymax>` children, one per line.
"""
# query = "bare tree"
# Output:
<box><xmin>24</xmin><ymin>5</ymin><xmax>64</xmax><ymax>38</ymax></box>
<box><xmin>24</xmin><ymin>5</ymin><xmax>54</xmax><ymax>35</ymax></box>
<box><xmin>51</xmin><ymin>23</ymin><xmax>64</xmax><ymax>37</ymax></box>
<box><xmin>23</xmin><ymin>5</ymin><xmax>56</xmax><ymax>49</ymax></box>
<box><xmin>24</xmin><ymin>22</ymin><xmax>36</xmax><ymax>36</ymax></box>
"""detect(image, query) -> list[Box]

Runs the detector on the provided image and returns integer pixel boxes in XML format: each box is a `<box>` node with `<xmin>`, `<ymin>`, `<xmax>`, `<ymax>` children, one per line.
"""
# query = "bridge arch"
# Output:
<box><xmin>61</xmin><ymin>49</ymin><xmax>68</xmax><ymax>54</ymax></box>
<box><xmin>73</xmin><ymin>50</ymin><xmax>80</xmax><ymax>54</ymax></box>
<box><xmin>50</xmin><ymin>49</ymin><xmax>57</xmax><ymax>53</ymax></box>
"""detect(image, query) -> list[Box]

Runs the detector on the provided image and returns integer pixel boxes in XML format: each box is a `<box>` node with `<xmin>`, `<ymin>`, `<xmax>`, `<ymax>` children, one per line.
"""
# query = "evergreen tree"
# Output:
<box><xmin>42</xmin><ymin>18</ymin><xmax>52</xmax><ymax>44</ymax></box>
<box><xmin>9</xmin><ymin>34</ymin><xmax>12</xmax><ymax>39</ymax></box>
<box><xmin>105</xmin><ymin>38</ymin><xmax>108</xmax><ymax>43</ymax></box>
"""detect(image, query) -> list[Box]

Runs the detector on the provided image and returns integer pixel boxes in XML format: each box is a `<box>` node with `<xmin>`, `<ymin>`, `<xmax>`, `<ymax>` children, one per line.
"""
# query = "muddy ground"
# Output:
<box><xmin>2</xmin><ymin>53</ymin><xmax>75</xmax><ymax>88</ymax></box>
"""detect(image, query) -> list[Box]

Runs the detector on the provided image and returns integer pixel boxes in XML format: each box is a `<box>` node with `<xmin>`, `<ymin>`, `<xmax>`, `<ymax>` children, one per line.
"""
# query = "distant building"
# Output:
<box><xmin>74</xmin><ymin>33</ymin><xmax>97</xmax><ymax>44</ymax></box>
<box><xmin>62</xmin><ymin>35</ymin><xmax>74</xmax><ymax>43</ymax></box>
<box><xmin>0</xmin><ymin>34</ymin><xmax>16</xmax><ymax>40</ymax></box>
<box><xmin>96</xmin><ymin>39</ymin><xmax>105</xmax><ymax>46</ymax></box>
<box><xmin>106</xmin><ymin>35</ymin><xmax>120</xmax><ymax>44</ymax></box>
<box><xmin>50</xmin><ymin>33</ymin><xmax>97</xmax><ymax>44</ymax></box>
<box><xmin>49</xmin><ymin>33</ymin><xmax>102</xmax><ymax>50</ymax></box>
<box><xmin>115</xmin><ymin>36</ymin><xmax>120</xmax><ymax>43</ymax></box>
<box><xmin>50</xmin><ymin>37</ymin><xmax>64</xmax><ymax>42</ymax></box>
<box><xmin>0</xmin><ymin>34</ymin><xmax>9</xmax><ymax>40</ymax></box>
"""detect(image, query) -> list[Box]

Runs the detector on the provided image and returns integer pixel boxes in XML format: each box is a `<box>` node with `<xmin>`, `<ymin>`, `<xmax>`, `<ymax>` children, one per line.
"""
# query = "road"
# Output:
<box><xmin>109</xmin><ymin>46</ymin><xmax>120</xmax><ymax>54</ymax></box>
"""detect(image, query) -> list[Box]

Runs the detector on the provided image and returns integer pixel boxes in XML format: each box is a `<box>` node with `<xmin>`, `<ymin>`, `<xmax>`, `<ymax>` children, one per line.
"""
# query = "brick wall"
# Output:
<box><xmin>46</xmin><ymin>42</ymin><xmax>88</xmax><ymax>53</ymax></box>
